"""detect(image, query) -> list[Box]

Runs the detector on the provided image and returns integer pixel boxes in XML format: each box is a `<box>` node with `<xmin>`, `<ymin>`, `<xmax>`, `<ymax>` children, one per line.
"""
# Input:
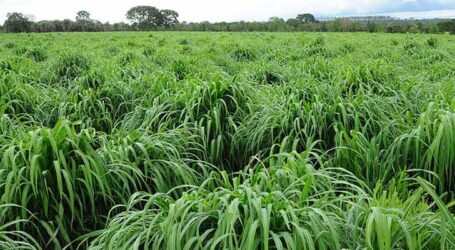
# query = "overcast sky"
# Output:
<box><xmin>1</xmin><ymin>0</ymin><xmax>455</xmax><ymax>24</ymax></box>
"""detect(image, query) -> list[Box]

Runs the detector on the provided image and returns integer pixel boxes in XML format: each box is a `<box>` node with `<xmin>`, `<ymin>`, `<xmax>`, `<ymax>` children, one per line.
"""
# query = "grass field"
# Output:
<box><xmin>1</xmin><ymin>32</ymin><xmax>455</xmax><ymax>249</ymax></box>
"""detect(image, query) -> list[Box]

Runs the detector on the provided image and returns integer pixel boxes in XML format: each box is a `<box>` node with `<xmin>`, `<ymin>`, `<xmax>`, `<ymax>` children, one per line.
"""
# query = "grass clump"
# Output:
<box><xmin>254</xmin><ymin>65</ymin><xmax>284</xmax><ymax>85</ymax></box>
<box><xmin>171</xmin><ymin>59</ymin><xmax>193</xmax><ymax>81</ymax></box>
<box><xmin>118</xmin><ymin>50</ymin><xmax>138</xmax><ymax>66</ymax></box>
<box><xmin>426</xmin><ymin>37</ymin><xmax>437</xmax><ymax>48</ymax></box>
<box><xmin>86</xmin><ymin>152</ymin><xmax>455</xmax><ymax>250</ymax></box>
<box><xmin>55</xmin><ymin>52</ymin><xmax>90</xmax><ymax>79</ymax></box>
<box><xmin>4</xmin><ymin>42</ymin><xmax>16</xmax><ymax>49</ymax></box>
<box><xmin>0</xmin><ymin>59</ymin><xmax>12</xmax><ymax>72</ymax></box>
<box><xmin>142</xmin><ymin>46</ymin><xmax>156</xmax><ymax>57</ymax></box>
<box><xmin>25</xmin><ymin>47</ymin><xmax>47</xmax><ymax>62</ymax></box>
<box><xmin>232</xmin><ymin>46</ymin><xmax>256</xmax><ymax>61</ymax></box>
<box><xmin>179</xmin><ymin>38</ymin><xmax>190</xmax><ymax>45</ymax></box>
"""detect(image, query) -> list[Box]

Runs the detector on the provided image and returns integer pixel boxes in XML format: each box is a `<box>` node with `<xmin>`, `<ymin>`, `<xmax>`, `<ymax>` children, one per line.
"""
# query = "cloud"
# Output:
<box><xmin>378</xmin><ymin>0</ymin><xmax>455</xmax><ymax>13</ymax></box>
<box><xmin>0</xmin><ymin>0</ymin><xmax>454</xmax><ymax>24</ymax></box>
<box><xmin>386</xmin><ymin>8</ymin><xmax>455</xmax><ymax>19</ymax></box>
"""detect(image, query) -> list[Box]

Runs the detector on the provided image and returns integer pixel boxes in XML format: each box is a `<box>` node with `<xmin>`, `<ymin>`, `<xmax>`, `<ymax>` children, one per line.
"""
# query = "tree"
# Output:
<box><xmin>126</xmin><ymin>6</ymin><xmax>164</xmax><ymax>30</ymax></box>
<box><xmin>327</xmin><ymin>18</ymin><xmax>342</xmax><ymax>32</ymax></box>
<box><xmin>63</xmin><ymin>19</ymin><xmax>73</xmax><ymax>32</ymax></box>
<box><xmin>76</xmin><ymin>11</ymin><xmax>91</xmax><ymax>21</ymax></box>
<box><xmin>268</xmin><ymin>17</ymin><xmax>286</xmax><ymax>31</ymax></box>
<box><xmin>286</xmin><ymin>18</ymin><xmax>303</xmax><ymax>30</ymax></box>
<box><xmin>297</xmin><ymin>13</ymin><xmax>316</xmax><ymax>23</ymax></box>
<box><xmin>75</xmin><ymin>11</ymin><xmax>93</xmax><ymax>32</ymax></box>
<box><xmin>366</xmin><ymin>21</ymin><xmax>377</xmax><ymax>33</ymax></box>
<box><xmin>386</xmin><ymin>24</ymin><xmax>405</xmax><ymax>33</ymax></box>
<box><xmin>126</xmin><ymin>6</ymin><xmax>179</xmax><ymax>30</ymax></box>
<box><xmin>339</xmin><ymin>18</ymin><xmax>355</xmax><ymax>32</ymax></box>
<box><xmin>160</xmin><ymin>9</ymin><xmax>179</xmax><ymax>27</ymax></box>
<box><xmin>437</xmin><ymin>19</ymin><xmax>455</xmax><ymax>34</ymax></box>
<box><xmin>4</xmin><ymin>12</ymin><xmax>35</xmax><ymax>33</ymax></box>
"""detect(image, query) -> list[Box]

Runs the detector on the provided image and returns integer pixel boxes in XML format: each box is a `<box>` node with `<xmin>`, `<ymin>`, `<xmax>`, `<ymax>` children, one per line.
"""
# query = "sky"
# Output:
<box><xmin>0</xmin><ymin>0</ymin><xmax>455</xmax><ymax>24</ymax></box>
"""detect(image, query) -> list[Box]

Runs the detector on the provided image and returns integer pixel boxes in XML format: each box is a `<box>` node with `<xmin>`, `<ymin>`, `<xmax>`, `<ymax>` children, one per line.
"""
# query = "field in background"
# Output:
<box><xmin>1</xmin><ymin>32</ymin><xmax>455</xmax><ymax>249</ymax></box>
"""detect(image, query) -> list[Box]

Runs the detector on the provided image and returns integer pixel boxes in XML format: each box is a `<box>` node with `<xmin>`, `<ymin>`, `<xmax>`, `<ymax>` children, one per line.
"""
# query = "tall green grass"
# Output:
<box><xmin>85</xmin><ymin>151</ymin><xmax>455</xmax><ymax>250</ymax></box>
<box><xmin>0</xmin><ymin>32</ymin><xmax>454</xmax><ymax>249</ymax></box>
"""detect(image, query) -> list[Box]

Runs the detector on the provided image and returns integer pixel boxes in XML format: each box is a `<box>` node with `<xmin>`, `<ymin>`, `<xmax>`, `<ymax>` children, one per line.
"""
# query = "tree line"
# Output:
<box><xmin>1</xmin><ymin>6</ymin><xmax>455</xmax><ymax>34</ymax></box>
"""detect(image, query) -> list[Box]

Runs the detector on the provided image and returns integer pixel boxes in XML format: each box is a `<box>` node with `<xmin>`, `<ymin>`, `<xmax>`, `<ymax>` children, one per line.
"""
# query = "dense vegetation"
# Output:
<box><xmin>2</xmin><ymin>8</ymin><xmax>455</xmax><ymax>34</ymax></box>
<box><xmin>0</xmin><ymin>32</ymin><xmax>455</xmax><ymax>249</ymax></box>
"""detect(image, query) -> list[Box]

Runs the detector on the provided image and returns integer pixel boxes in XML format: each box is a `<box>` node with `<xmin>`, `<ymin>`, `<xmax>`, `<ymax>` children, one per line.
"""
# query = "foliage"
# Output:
<box><xmin>86</xmin><ymin>152</ymin><xmax>455</xmax><ymax>250</ymax></box>
<box><xmin>2</xmin><ymin>11</ymin><xmax>454</xmax><ymax>33</ymax></box>
<box><xmin>3</xmin><ymin>12</ymin><xmax>34</xmax><ymax>33</ymax></box>
<box><xmin>297</xmin><ymin>13</ymin><xmax>316</xmax><ymax>23</ymax></box>
<box><xmin>437</xmin><ymin>19</ymin><xmax>455</xmax><ymax>34</ymax></box>
<box><xmin>126</xmin><ymin>6</ymin><xmax>180</xmax><ymax>30</ymax></box>
<box><xmin>76</xmin><ymin>11</ymin><xmax>91</xmax><ymax>21</ymax></box>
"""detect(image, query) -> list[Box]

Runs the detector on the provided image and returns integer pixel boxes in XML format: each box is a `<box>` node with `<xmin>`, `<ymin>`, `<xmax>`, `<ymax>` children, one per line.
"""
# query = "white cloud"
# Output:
<box><xmin>0</xmin><ymin>0</ymin><xmax>454</xmax><ymax>24</ymax></box>
<box><xmin>386</xmin><ymin>8</ymin><xmax>455</xmax><ymax>19</ymax></box>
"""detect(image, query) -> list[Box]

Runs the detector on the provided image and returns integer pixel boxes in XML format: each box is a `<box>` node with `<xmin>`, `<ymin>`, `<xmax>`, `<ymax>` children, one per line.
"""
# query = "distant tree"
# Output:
<box><xmin>437</xmin><ymin>19</ymin><xmax>455</xmax><ymax>34</ymax></box>
<box><xmin>75</xmin><ymin>11</ymin><xmax>94</xmax><ymax>31</ymax></box>
<box><xmin>286</xmin><ymin>18</ymin><xmax>303</xmax><ymax>30</ymax></box>
<box><xmin>76</xmin><ymin>11</ymin><xmax>91</xmax><ymax>21</ymax></box>
<box><xmin>268</xmin><ymin>17</ymin><xmax>286</xmax><ymax>31</ymax></box>
<box><xmin>327</xmin><ymin>18</ymin><xmax>342</xmax><ymax>32</ymax></box>
<box><xmin>429</xmin><ymin>24</ymin><xmax>440</xmax><ymax>34</ymax></box>
<box><xmin>366</xmin><ymin>21</ymin><xmax>377</xmax><ymax>33</ymax></box>
<box><xmin>113</xmin><ymin>22</ymin><xmax>130</xmax><ymax>31</ymax></box>
<box><xmin>63</xmin><ymin>19</ymin><xmax>73</xmax><ymax>32</ymax></box>
<box><xmin>416</xmin><ymin>22</ymin><xmax>424</xmax><ymax>32</ymax></box>
<box><xmin>339</xmin><ymin>18</ymin><xmax>355</xmax><ymax>32</ymax></box>
<box><xmin>297</xmin><ymin>13</ymin><xmax>316</xmax><ymax>23</ymax></box>
<box><xmin>408</xmin><ymin>23</ymin><xmax>420</xmax><ymax>33</ymax></box>
<box><xmin>4</xmin><ymin>12</ymin><xmax>35</xmax><ymax>33</ymax></box>
<box><xmin>126</xmin><ymin>6</ymin><xmax>164</xmax><ymax>30</ymax></box>
<box><xmin>386</xmin><ymin>24</ymin><xmax>405</xmax><ymax>33</ymax></box>
<box><xmin>160</xmin><ymin>9</ymin><xmax>179</xmax><ymax>27</ymax></box>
